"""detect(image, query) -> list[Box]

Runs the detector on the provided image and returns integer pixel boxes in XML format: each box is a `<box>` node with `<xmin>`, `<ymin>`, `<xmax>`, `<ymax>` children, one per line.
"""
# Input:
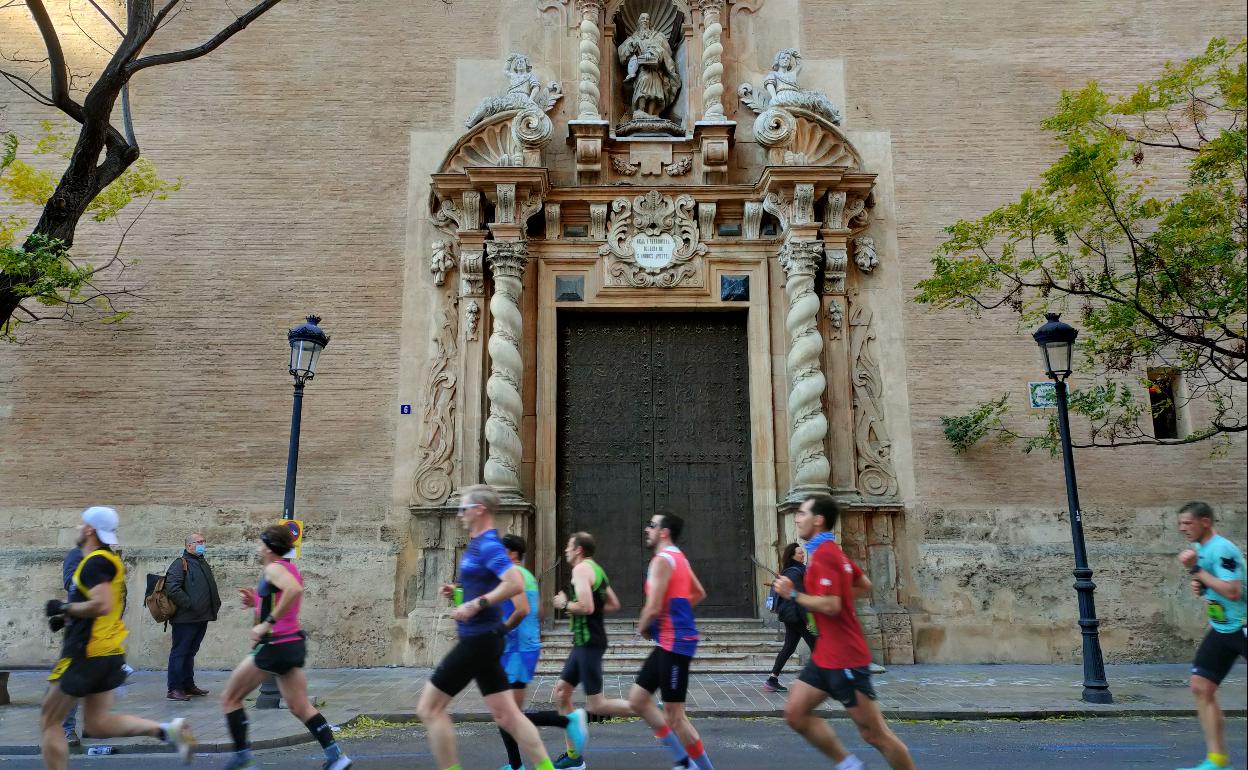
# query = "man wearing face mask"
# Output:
<box><xmin>164</xmin><ymin>532</ymin><xmax>222</xmax><ymax>701</ymax></box>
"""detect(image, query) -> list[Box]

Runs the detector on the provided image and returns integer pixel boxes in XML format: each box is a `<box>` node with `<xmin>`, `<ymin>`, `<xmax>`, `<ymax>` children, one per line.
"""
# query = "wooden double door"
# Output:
<box><xmin>556</xmin><ymin>312</ymin><xmax>755</xmax><ymax>617</ymax></box>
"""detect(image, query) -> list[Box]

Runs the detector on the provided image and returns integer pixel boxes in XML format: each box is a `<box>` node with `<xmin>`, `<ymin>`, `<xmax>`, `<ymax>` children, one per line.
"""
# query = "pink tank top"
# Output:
<box><xmin>256</xmin><ymin>560</ymin><xmax>303</xmax><ymax>643</ymax></box>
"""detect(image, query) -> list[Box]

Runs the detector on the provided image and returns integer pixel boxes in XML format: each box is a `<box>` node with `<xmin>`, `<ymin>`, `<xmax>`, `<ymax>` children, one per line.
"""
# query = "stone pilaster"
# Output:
<box><xmin>483</xmin><ymin>239</ymin><xmax>529</xmax><ymax>497</ymax></box>
<box><xmin>778</xmin><ymin>238</ymin><xmax>832</xmax><ymax>500</ymax></box>
<box><xmin>575</xmin><ymin>0</ymin><xmax>603</xmax><ymax>120</ymax></box>
<box><xmin>698</xmin><ymin>0</ymin><xmax>727</xmax><ymax>121</ymax></box>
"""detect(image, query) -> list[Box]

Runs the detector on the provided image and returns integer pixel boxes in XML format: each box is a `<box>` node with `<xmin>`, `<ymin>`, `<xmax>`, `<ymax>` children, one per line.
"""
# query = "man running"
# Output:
<box><xmin>417</xmin><ymin>484</ymin><xmax>585</xmax><ymax>770</ymax></box>
<box><xmin>627</xmin><ymin>513</ymin><xmax>715</xmax><ymax>770</ymax></box>
<box><xmin>496</xmin><ymin>534</ymin><xmax>567</xmax><ymax>770</ymax></box>
<box><xmin>1175</xmin><ymin>501</ymin><xmax>1246</xmax><ymax>770</ymax></box>
<box><xmin>774</xmin><ymin>493</ymin><xmax>914</xmax><ymax>770</ymax></box>
<box><xmin>219</xmin><ymin>523</ymin><xmax>352</xmax><ymax>770</ymax></box>
<box><xmin>40</xmin><ymin>506</ymin><xmax>196</xmax><ymax>770</ymax></box>
<box><xmin>532</xmin><ymin>532</ymin><xmax>633</xmax><ymax>769</ymax></box>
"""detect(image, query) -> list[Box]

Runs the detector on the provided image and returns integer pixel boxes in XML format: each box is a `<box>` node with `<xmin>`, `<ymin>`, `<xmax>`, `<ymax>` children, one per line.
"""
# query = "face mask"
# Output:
<box><xmin>194</xmin><ymin>544</ymin><xmax>206</xmax><ymax>556</ymax></box>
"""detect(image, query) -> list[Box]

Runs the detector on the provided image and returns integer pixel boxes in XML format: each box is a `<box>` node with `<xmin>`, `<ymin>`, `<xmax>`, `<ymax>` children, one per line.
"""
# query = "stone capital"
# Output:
<box><xmin>779</xmin><ymin>239</ymin><xmax>823</xmax><ymax>278</ymax></box>
<box><xmin>486</xmin><ymin>239</ymin><xmax>530</xmax><ymax>279</ymax></box>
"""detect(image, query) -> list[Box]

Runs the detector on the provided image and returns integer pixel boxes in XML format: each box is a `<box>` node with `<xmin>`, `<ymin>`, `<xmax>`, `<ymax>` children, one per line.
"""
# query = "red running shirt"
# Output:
<box><xmin>806</xmin><ymin>540</ymin><xmax>872</xmax><ymax>669</ymax></box>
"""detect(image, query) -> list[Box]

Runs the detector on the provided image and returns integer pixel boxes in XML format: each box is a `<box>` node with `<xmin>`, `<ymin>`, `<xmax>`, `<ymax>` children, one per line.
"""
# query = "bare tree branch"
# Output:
<box><xmin>23</xmin><ymin>0</ymin><xmax>87</xmax><ymax>122</ymax></box>
<box><xmin>128</xmin><ymin>0</ymin><xmax>283</xmax><ymax>74</ymax></box>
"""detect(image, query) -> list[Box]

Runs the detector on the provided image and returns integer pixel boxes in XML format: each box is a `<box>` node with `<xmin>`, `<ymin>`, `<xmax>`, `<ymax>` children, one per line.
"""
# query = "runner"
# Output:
<box><xmin>1175</xmin><ymin>501</ymin><xmax>1246</xmax><ymax>770</ymax></box>
<box><xmin>218</xmin><ymin>523</ymin><xmax>352</xmax><ymax>770</ymax></box>
<box><xmin>774</xmin><ymin>493</ymin><xmax>914</xmax><ymax>770</ymax></box>
<box><xmin>40</xmin><ymin>506</ymin><xmax>196</xmax><ymax>770</ymax></box>
<box><xmin>531</xmin><ymin>532</ymin><xmax>633</xmax><ymax>770</ymax></box>
<box><xmin>496</xmin><ymin>534</ymin><xmax>562</xmax><ymax>770</ymax></box>
<box><xmin>627</xmin><ymin>513</ymin><xmax>716</xmax><ymax>770</ymax></box>
<box><xmin>417</xmin><ymin>484</ymin><xmax>585</xmax><ymax>770</ymax></box>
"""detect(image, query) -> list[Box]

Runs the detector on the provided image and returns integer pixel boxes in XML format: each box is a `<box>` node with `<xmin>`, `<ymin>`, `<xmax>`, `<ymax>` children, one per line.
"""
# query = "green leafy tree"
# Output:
<box><xmin>1</xmin><ymin>121</ymin><xmax>179</xmax><ymax>338</ymax></box>
<box><xmin>0</xmin><ymin>0</ymin><xmax>285</xmax><ymax>339</ymax></box>
<box><xmin>916</xmin><ymin>38</ymin><xmax>1247</xmax><ymax>452</ymax></box>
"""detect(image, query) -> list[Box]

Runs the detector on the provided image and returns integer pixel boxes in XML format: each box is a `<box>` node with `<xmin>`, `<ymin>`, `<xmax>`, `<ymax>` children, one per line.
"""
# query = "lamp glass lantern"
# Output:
<box><xmin>1032</xmin><ymin>312</ymin><xmax>1078</xmax><ymax>380</ymax></box>
<box><xmin>288</xmin><ymin>315</ymin><xmax>330</xmax><ymax>383</ymax></box>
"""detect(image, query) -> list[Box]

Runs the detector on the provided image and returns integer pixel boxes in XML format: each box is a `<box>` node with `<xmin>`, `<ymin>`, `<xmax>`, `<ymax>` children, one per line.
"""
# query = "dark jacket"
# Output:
<box><xmin>62</xmin><ymin>547</ymin><xmax>83</xmax><ymax>599</ymax></box>
<box><xmin>776</xmin><ymin>563</ymin><xmax>809</xmax><ymax>625</ymax></box>
<box><xmin>165</xmin><ymin>552</ymin><xmax>221</xmax><ymax>624</ymax></box>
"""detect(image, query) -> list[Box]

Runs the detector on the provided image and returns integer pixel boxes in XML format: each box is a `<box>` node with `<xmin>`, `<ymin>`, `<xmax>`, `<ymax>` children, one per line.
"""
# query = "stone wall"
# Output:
<box><xmin>1</xmin><ymin>0</ymin><xmax>1244</xmax><ymax>667</ymax></box>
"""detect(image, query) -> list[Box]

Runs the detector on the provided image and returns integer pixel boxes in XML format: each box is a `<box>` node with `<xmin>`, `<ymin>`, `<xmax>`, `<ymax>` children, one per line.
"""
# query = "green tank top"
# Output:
<box><xmin>569</xmin><ymin>559</ymin><xmax>609</xmax><ymax>649</ymax></box>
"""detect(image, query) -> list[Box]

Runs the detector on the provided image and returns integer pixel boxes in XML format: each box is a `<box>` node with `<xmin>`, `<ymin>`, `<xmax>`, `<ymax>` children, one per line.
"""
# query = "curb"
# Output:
<box><xmin>5</xmin><ymin>707</ymin><xmax>1243</xmax><ymax>756</ymax></box>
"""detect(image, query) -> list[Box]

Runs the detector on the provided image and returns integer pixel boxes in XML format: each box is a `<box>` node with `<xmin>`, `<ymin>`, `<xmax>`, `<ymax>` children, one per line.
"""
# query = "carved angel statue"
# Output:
<box><xmin>853</xmin><ymin>235</ymin><xmax>879</xmax><ymax>273</ymax></box>
<box><xmin>430</xmin><ymin>240</ymin><xmax>455</xmax><ymax>286</ymax></box>
<box><xmin>738</xmin><ymin>48</ymin><xmax>843</xmax><ymax>125</ymax></box>
<box><xmin>617</xmin><ymin>13</ymin><xmax>681</xmax><ymax>120</ymax></box>
<box><xmin>464</xmin><ymin>53</ymin><xmax>562</xmax><ymax>128</ymax></box>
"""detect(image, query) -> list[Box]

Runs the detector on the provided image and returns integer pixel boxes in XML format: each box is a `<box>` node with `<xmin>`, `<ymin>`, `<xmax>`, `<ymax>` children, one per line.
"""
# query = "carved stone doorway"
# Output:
<box><xmin>556</xmin><ymin>311</ymin><xmax>755</xmax><ymax>617</ymax></box>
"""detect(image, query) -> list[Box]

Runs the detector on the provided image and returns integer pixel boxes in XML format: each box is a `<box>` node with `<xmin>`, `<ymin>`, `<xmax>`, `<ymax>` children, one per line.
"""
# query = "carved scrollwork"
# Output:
<box><xmin>849</xmin><ymin>301</ymin><xmax>899</xmax><ymax>498</ymax></box>
<box><xmin>612</xmin><ymin>155</ymin><xmax>641</xmax><ymax>175</ymax></box>
<box><xmin>410</xmin><ymin>297</ymin><xmax>460</xmax><ymax>505</ymax></box>
<box><xmin>763</xmin><ymin>183</ymin><xmax>815</xmax><ymax>232</ymax></box>
<box><xmin>664</xmin><ymin>156</ymin><xmax>693</xmax><ymax>176</ymax></box>
<box><xmin>598</xmin><ymin>190</ymin><xmax>707</xmax><ymax>288</ymax></box>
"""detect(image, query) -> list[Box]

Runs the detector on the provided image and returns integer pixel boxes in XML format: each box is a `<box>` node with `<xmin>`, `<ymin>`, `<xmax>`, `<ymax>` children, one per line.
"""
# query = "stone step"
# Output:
<box><xmin>542</xmin><ymin>640</ymin><xmax>784</xmax><ymax>657</ymax></box>
<box><xmin>533</xmin><ymin>650</ymin><xmax>803</xmax><ymax>675</ymax></box>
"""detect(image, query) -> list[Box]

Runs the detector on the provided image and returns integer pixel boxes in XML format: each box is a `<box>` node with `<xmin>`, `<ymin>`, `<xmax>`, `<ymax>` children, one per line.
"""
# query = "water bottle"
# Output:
<box><xmin>452</xmin><ymin>585</ymin><xmax>463</xmax><ymax>606</ymax></box>
<box><xmin>86</xmin><ymin>746</ymin><xmax>114</xmax><ymax>755</ymax></box>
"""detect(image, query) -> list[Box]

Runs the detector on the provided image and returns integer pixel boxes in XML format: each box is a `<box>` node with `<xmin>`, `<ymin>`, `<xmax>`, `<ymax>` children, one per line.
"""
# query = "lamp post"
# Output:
<box><xmin>1033</xmin><ymin>312</ymin><xmax>1112</xmax><ymax>704</ymax></box>
<box><xmin>256</xmin><ymin>315</ymin><xmax>329</xmax><ymax>710</ymax></box>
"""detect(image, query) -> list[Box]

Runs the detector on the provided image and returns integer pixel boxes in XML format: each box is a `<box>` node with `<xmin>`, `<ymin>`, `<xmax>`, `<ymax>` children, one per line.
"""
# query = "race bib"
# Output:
<box><xmin>1207</xmin><ymin>601</ymin><xmax>1227</xmax><ymax>623</ymax></box>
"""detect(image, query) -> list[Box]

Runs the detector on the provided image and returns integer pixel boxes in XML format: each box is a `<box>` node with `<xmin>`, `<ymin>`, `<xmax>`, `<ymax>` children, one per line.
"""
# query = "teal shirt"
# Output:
<box><xmin>501</xmin><ymin>565</ymin><xmax>541</xmax><ymax>653</ymax></box>
<box><xmin>1197</xmin><ymin>534</ymin><xmax>1247</xmax><ymax>633</ymax></box>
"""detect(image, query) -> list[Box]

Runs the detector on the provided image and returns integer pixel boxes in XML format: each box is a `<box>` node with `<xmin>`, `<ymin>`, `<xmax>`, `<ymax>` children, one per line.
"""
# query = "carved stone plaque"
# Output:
<box><xmin>632</xmin><ymin>233</ymin><xmax>676</xmax><ymax>271</ymax></box>
<box><xmin>598</xmin><ymin>191</ymin><xmax>707</xmax><ymax>289</ymax></box>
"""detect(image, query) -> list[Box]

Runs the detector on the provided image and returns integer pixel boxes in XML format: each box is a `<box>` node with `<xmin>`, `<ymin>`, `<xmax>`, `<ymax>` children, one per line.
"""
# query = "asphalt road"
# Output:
<box><xmin>1</xmin><ymin>716</ymin><xmax>1244</xmax><ymax>768</ymax></box>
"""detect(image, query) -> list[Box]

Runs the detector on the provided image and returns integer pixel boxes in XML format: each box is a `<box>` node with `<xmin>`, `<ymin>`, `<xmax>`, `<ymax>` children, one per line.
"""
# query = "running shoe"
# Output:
<box><xmin>553</xmin><ymin>752</ymin><xmax>586</xmax><ymax>770</ymax></box>
<box><xmin>221</xmin><ymin>754</ymin><xmax>255</xmax><ymax>770</ymax></box>
<box><xmin>322</xmin><ymin>757</ymin><xmax>353</xmax><ymax>770</ymax></box>
<box><xmin>763</xmin><ymin>676</ymin><xmax>787</xmax><ymax>692</ymax></box>
<box><xmin>497</xmin><ymin>765</ymin><xmax>525</xmax><ymax>770</ymax></box>
<box><xmin>567</xmin><ymin>707</ymin><xmax>590</xmax><ymax>755</ymax></box>
<box><xmin>1177</xmin><ymin>762</ymin><xmax>1234</xmax><ymax>770</ymax></box>
<box><xmin>869</xmin><ymin>662</ymin><xmax>887</xmax><ymax>675</ymax></box>
<box><xmin>165</xmin><ymin>717</ymin><xmax>196</xmax><ymax>764</ymax></box>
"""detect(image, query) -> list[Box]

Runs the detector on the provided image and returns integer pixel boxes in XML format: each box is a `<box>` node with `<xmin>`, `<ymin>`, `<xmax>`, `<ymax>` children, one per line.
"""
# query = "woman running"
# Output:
<box><xmin>219</xmin><ymin>524</ymin><xmax>352</xmax><ymax>770</ymax></box>
<box><xmin>764</xmin><ymin>543</ymin><xmax>817</xmax><ymax>692</ymax></box>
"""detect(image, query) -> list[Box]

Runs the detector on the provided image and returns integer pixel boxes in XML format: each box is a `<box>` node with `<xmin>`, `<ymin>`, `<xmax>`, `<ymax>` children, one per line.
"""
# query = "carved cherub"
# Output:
<box><xmin>739</xmin><ymin>48</ymin><xmax>843</xmax><ymax>125</ymax></box>
<box><xmin>464</xmin><ymin>53</ymin><xmax>562</xmax><ymax>128</ymax></box>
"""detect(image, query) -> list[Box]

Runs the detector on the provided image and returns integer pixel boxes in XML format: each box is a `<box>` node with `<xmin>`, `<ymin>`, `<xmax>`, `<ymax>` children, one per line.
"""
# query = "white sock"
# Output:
<box><xmin>836</xmin><ymin>755</ymin><xmax>864</xmax><ymax>770</ymax></box>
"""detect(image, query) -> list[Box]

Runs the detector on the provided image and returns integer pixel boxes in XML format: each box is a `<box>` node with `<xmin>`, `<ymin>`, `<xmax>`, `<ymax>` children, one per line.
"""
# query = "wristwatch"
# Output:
<box><xmin>263</xmin><ymin>615</ymin><xmax>277</xmax><ymax>625</ymax></box>
<box><xmin>1188</xmin><ymin>565</ymin><xmax>1202</xmax><ymax>575</ymax></box>
<box><xmin>788</xmin><ymin>590</ymin><xmax>799</xmax><ymax>600</ymax></box>
<box><xmin>477</xmin><ymin>596</ymin><xmax>490</xmax><ymax>610</ymax></box>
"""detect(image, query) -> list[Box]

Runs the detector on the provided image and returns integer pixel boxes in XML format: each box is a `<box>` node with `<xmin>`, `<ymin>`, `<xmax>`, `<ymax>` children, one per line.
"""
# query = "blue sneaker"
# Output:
<box><xmin>498</xmin><ymin>765</ymin><xmax>526</xmax><ymax>770</ymax></box>
<box><xmin>1177</xmin><ymin>762</ymin><xmax>1234</xmax><ymax>770</ymax></box>
<box><xmin>553</xmin><ymin>753</ymin><xmax>586</xmax><ymax>770</ymax></box>
<box><xmin>566</xmin><ymin>708</ymin><xmax>590</xmax><ymax>756</ymax></box>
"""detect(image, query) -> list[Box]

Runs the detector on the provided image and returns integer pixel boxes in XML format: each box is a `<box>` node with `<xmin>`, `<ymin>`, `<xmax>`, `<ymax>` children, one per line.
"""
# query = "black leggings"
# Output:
<box><xmin>771</xmin><ymin>620</ymin><xmax>817</xmax><ymax>676</ymax></box>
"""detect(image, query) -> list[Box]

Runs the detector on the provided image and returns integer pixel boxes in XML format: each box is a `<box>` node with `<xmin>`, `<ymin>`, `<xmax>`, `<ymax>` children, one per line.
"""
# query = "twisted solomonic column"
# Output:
<box><xmin>576</xmin><ymin>0</ymin><xmax>603</xmax><ymax>120</ymax></box>
<box><xmin>483</xmin><ymin>240</ymin><xmax>529</xmax><ymax>492</ymax></box>
<box><xmin>779</xmin><ymin>239</ymin><xmax>832</xmax><ymax>494</ymax></box>
<box><xmin>700</xmin><ymin>0</ymin><xmax>727</xmax><ymax>121</ymax></box>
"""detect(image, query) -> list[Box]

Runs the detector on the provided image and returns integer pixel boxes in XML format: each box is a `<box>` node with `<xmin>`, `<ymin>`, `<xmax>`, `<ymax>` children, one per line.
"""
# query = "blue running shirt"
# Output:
<box><xmin>1197</xmin><ymin>534</ymin><xmax>1247</xmax><ymax>633</ymax></box>
<box><xmin>457</xmin><ymin>529</ymin><xmax>514</xmax><ymax>637</ymax></box>
<box><xmin>501</xmin><ymin>565</ymin><xmax>542</xmax><ymax>652</ymax></box>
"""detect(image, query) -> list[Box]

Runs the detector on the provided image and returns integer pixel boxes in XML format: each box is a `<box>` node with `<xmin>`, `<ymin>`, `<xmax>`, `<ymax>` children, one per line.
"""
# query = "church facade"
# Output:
<box><xmin>0</xmin><ymin>0</ymin><xmax>1243</xmax><ymax>669</ymax></box>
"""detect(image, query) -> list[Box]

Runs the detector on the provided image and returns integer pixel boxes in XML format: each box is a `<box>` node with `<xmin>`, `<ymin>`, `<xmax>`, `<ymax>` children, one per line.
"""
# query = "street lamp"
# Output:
<box><xmin>1033</xmin><ymin>312</ymin><xmax>1112</xmax><ymax>704</ymax></box>
<box><xmin>257</xmin><ymin>315</ymin><xmax>329</xmax><ymax>710</ymax></box>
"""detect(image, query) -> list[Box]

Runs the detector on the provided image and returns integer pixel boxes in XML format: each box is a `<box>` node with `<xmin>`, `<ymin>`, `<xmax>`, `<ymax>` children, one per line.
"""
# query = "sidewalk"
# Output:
<box><xmin>0</xmin><ymin>664</ymin><xmax>1243</xmax><ymax>754</ymax></box>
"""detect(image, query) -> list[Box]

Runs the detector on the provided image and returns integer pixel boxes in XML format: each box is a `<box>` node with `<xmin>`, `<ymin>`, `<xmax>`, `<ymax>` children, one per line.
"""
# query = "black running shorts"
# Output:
<box><xmin>635</xmin><ymin>647</ymin><xmax>692</xmax><ymax>703</ymax></box>
<box><xmin>48</xmin><ymin>654</ymin><xmax>126</xmax><ymax>698</ymax></box>
<box><xmin>251</xmin><ymin>639</ymin><xmax>307</xmax><ymax>676</ymax></box>
<box><xmin>1192</xmin><ymin>626</ymin><xmax>1247</xmax><ymax>685</ymax></box>
<box><xmin>559</xmin><ymin>645</ymin><xmax>607</xmax><ymax>696</ymax></box>
<box><xmin>798</xmin><ymin>662</ymin><xmax>877</xmax><ymax>708</ymax></box>
<box><xmin>430</xmin><ymin>633</ymin><xmax>508</xmax><ymax>697</ymax></box>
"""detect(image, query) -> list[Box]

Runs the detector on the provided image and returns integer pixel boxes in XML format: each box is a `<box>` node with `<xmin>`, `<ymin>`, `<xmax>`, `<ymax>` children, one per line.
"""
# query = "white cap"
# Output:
<box><xmin>81</xmin><ymin>506</ymin><xmax>119</xmax><ymax>545</ymax></box>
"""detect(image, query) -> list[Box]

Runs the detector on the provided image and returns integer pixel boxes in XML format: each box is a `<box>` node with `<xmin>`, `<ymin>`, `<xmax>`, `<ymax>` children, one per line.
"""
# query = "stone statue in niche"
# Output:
<box><xmin>739</xmin><ymin>48</ymin><xmax>843</xmax><ymax>126</ymax></box>
<box><xmin>615</xmin><ymin>12</ymin><xmax>683</xmax><ymax>136</ymax></box>
<box><xmin>464</xmin><ymin>53</ymin><xmax>562</xmax><ymax>128</ymax></box>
